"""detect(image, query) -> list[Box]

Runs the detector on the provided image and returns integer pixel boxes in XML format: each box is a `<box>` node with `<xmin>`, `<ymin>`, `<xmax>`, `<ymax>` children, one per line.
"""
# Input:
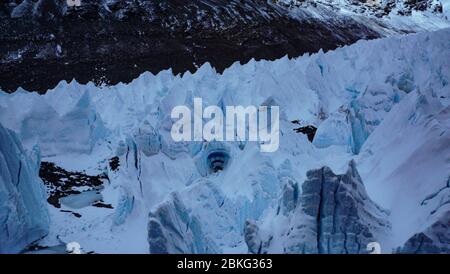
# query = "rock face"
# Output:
<box><xmin>396</xmin><ymin>0</ymin><xmax>444</xmax><ymax>15</ymax></box>
<box><xmin>1</xmin><ymin>0</ymin><xmax>445</xmax><ymax>93</ymax></box>
<box><xmin>276</xmin><ymin>0</ymin><xmax>443</xmax><ymax>16</ymax></box>
<box><xmin>245</xmin><ymin>161</ymin><xmax>390</xmax><ymax>254</ymax></box>
<box><xmin>0</xmin><ymin>123</ymin><xmax>49</xmax><ymax>254</ymax></box>
<box><xmin>39</xmin><ymin>161</ymin><xmax>108</xmax><ymax>209</ymax></box>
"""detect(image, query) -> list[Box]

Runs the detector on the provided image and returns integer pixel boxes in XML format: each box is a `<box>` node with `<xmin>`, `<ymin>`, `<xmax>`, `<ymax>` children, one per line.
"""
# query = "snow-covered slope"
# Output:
<box><xmin>0</xmin><ymin>28</ymin><xmax>448</xmax><ymax>253</ymax></box>
<box><xmin>357</xmin><ymin>90</ymin><xmax>450</xmax><ymax>252</ymax></box>
<box><xmin>0</xmin><ymin>123</ymin><xmax>49</xmax><ymax>253</ymax></box>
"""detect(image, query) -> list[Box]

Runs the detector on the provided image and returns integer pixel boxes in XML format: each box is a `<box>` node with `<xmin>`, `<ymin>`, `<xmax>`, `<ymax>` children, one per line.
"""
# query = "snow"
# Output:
<box><xmin>444</xmin><ymin>0</ymin><xmax>450</xmax><ymax>19</ymax></box>
<box><xmin>357</xmin><ymin>91</ymin><xmax>450</xmax><ymax>251</ymax></box>
<box><xmin>0</xmin><ymin>28</ymin><xmax>449</xmax><ymax>253</ymax></box>
<box><xmin>283</xmin><ymin>0</ymin><xmax>450</xmax><ymax>35</ymax></box>
<box><xmin>60</xmin><ymin>191</ymin><xmax>103</xmax><ymax>209</ymax></box>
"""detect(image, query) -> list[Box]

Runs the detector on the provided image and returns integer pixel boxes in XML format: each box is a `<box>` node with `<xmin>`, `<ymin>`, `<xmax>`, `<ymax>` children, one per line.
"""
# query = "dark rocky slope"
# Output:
<box><xmin>0</xmin><ymin>0</ymin><xmax>445</xmax><ymax>93</ymax></box>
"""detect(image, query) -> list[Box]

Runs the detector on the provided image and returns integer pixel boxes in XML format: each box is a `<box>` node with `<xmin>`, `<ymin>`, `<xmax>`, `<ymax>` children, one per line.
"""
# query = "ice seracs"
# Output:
<box><xmin>0</xmin><ymin>123</ymin><xmax>49</xmax><ymax>253</ymax></box>
<box><xmin>244</xmin><ymin>161</ymin><xmax>390</xmax><ymax>254</ymax></box>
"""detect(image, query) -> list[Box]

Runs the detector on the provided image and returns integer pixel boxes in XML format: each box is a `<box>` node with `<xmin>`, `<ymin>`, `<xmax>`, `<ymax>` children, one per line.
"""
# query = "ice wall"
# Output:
<box><xmin>0</xmin><ymin>123</ymin><xmax>49</xmax><ymax>254</ymax></box>
<box><xmin>244</xmin><ymin>161</ymin><xmax>390</xmax><ymax>254</ymax></box>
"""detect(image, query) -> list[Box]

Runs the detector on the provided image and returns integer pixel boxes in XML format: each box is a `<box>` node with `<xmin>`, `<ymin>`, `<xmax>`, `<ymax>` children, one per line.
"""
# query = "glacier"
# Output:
<box><xmin>244</xmin><ymin>160</ymin><xmax>390</xmax><ymax>254</ymax></box>
<box><xmin>0</xmin><ymin>28</ymin><xmax>449</xmax><ymax>253</ymax></box>
<box><xmin>0</xmin><ymin>123</ymin><xmax>49</xmax><ymax>253</ymax></box>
